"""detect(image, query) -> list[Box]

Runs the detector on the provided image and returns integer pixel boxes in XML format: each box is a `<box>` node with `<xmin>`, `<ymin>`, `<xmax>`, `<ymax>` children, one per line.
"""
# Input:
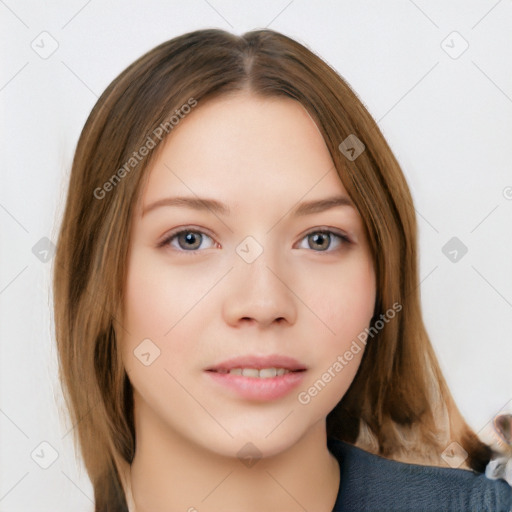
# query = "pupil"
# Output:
<box><xmin>311</xmin><ymin>233</ymin><xmax>329</xmax><ymax>251</ymax></box>
<box><xmin>180</xmin><ymin>231</ymin><xmax>200</xmax><ymax>249</ymax></box>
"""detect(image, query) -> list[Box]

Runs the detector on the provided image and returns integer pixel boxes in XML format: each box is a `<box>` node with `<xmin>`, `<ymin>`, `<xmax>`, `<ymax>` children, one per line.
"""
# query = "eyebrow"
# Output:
<box><xmin>142</xmin><ymin>195</ymin><xmax>355</xmax><ymax>217</ymax></box>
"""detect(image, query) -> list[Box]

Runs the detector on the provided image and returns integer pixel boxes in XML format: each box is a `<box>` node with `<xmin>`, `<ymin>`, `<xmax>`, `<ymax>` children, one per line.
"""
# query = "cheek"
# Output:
<box><xmin>120</xmin><ymin>250</ymin><xmax>212</xmax><ymax>405</ymax></box>
<box><xmin>121</xmin><ymin>251</ymin><xmax>193</xmax><ymax>370</ymax></box>
<box><xmin>123</xmin><ymin>249</ymin><xmax>216</xmax><ymax>339</ymax></box>
<box><xmin>303</xmin><ymin>255</ymin><xmax>376</xmax><ymax>343</ymax></box>
<box><xmin>295</xmin><ymin>258</ymin><xmax>375</xmax><ymax>412</ymax></box>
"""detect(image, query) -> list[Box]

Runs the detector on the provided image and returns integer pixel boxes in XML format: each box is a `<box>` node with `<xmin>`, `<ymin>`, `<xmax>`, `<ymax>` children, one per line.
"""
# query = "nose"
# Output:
<box><xmin>222</xmin><ymin>247</ymin><xmax>298</xmax><ymax>329</ymax></box>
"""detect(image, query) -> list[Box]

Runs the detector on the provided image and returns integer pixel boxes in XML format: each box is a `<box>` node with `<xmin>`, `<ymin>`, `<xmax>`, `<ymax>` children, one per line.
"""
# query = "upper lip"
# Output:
<box><xmin>205</xmin><ymin>354</ymin><xmax>307</xmax><ymax>372</ymax></box>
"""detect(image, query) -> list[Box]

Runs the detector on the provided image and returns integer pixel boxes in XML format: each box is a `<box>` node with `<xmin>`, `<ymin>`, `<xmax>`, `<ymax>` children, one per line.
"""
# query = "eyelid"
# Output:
<box><xmin>298</xmin><ymin>226</ymin><xmax>352</xmax><ymax>244</ymax></box>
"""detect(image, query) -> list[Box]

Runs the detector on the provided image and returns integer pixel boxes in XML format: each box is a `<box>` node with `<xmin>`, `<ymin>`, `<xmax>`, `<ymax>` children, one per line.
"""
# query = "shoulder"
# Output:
<box><xmin>327</xmin><ymin>437</ymin><xmax>512</xmax><ymax>512</ymax></box>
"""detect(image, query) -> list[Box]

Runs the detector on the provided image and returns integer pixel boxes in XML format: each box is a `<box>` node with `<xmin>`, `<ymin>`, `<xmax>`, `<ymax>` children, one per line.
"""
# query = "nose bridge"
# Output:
<box><xmin>223</xmin><ymin>233</ymin><xmax>297</xmax><ymax>326</ymax></box>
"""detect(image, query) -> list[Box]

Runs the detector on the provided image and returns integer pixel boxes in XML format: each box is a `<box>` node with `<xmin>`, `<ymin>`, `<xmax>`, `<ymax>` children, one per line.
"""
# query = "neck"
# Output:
<box><xmin>128</xmin><ymin>393</ymin><xmax>340</xmax><ymax>512</ymax></box>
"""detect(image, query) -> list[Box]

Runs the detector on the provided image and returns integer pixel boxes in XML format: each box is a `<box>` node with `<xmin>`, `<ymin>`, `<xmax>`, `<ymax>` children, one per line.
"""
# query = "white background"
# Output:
<box><xmin>1</xmin><ymin>1</ymin><xmax>511</xmax><ymax>510</ymax></box>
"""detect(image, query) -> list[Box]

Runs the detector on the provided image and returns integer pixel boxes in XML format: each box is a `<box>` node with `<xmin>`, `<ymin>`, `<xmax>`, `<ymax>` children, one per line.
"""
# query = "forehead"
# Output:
<box><xmin>139</xmin><ymin>92</ymin><xmax>352</xmax><ymax>214</ymax></box>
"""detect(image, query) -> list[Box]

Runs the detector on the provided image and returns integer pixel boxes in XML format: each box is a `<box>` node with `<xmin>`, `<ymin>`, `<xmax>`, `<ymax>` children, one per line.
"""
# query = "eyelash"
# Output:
<box><xmin>157</xmin><ymin>227</ymin><xmax>352</xmax><ymax>255</ymax></box>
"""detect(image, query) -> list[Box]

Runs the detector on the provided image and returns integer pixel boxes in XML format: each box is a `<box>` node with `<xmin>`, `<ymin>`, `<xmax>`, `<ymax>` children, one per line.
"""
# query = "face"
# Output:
<box><xmin>120</xmin><ymin>92</ymin><xmax>376</xmax><ymax>458</ymax></box>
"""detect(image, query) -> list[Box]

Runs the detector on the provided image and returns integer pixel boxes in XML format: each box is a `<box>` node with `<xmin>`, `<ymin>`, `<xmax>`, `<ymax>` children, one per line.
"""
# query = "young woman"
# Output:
<box><xmin>53</xmin><ymin>28</ymin><xmax>512</xmax><ymax>511</ymax></box>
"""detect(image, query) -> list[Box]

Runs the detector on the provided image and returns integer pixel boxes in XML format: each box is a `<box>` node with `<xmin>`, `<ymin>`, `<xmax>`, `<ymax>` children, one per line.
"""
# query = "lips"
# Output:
<box><xmin>204</xmin><ymin>355</ymin><xmax>307</xmax><ymax>401</ymax></box>
<box><xmin>205</xmin><ymin>354</ymin><xmax>307</xmax><ymax>372</ymax></box>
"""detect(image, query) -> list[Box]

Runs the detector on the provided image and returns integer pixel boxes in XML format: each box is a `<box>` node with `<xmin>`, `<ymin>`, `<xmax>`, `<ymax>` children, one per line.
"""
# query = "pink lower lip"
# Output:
<box><xmin>205</xmin><ymin>370</ymin><xmax>306</xmax><ymax>401</ymax></box>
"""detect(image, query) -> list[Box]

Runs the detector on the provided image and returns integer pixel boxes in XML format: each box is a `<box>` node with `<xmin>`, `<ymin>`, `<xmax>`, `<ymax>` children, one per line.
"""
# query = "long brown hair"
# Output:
<box><xmin>53</xmin><ymin>28</ymin><xmax>494</xmax><ymax>511</ymax></box>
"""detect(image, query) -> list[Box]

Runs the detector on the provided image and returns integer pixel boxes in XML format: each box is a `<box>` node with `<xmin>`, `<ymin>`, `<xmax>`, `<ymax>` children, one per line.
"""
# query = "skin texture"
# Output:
<box><xmin>120</xmin><ymin>92</ymin><xmax>377</xmax><ymax>512</ymax></box>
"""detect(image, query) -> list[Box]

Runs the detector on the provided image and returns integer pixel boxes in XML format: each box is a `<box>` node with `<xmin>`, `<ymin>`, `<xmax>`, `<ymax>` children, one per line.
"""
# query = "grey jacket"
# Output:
<box><xmin>328</xmin><ymin>437</ymin><xmax>512</xmax><ymax>511</ymax></box>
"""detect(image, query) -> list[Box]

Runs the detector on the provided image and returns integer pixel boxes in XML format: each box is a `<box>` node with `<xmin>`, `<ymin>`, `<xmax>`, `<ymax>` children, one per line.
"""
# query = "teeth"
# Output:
<box><xmin>259</xmin><ymin>368</ymin><xmax>276</xmax><ymax>378</ymax></box>
<box><xmin>242</xmin><ymin>368</ymin><xmax>260</xmax><ymax>378</ymax></box>
<box><xmin>226</xmin><ymin>367</ymin><xmax>292</xmax><ymax>378</ymax></box>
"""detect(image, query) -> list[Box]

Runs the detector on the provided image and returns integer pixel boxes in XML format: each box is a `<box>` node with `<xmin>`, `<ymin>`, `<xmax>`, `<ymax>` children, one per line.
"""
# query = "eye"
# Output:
<box><xmin>296</xmin><ymin>229</ymin><xmax>351</xmax><ymax>253</ymax></box>
<box><xmin>158</xmin><ymin>227</ymin><xmax>351</xmax><ymax>254</ymax></box>
<box><xmin>158</xmin><ymin>228</ymin><xmax>217</xmax><ymax>253</ymax></box>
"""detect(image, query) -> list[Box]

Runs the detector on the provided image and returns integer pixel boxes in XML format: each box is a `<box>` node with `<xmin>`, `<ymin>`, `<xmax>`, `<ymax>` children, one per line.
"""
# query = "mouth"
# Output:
<box><xmin>204</xmin><ymin>354</ymin><xmax>307</xmax><ymax>401</ymax></box>
<box><xmin>205</xmin><ymin>354</ymin><xmax>307</xmax><ymax>373</ymax></box>
<box><xmin>206</xmin><ymin>367</ymin><xmax>306</xmax><ymax>378</ymax></box>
